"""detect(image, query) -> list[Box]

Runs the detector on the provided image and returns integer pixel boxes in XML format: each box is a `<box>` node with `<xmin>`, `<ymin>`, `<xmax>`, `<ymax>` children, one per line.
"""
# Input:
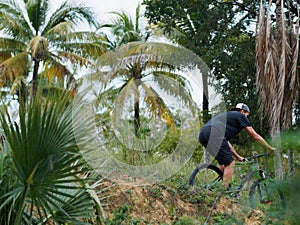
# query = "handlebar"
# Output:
<box><xmin>243</xmin><ymin>152</ymin><xmax>271</xmax><ymax>162</ymax></box>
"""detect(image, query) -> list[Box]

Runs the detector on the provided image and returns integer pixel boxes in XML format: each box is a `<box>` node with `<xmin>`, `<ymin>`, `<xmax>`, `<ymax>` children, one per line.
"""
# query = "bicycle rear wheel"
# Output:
<box><xmin>189</xmin><ymin>163</ymin><xmax>223</xmax><ymax>190</ymax></box>
<box><xmin>249</xmin><ymin>179</ymin><xmax>286</xmax><ymax>212</ymax></box>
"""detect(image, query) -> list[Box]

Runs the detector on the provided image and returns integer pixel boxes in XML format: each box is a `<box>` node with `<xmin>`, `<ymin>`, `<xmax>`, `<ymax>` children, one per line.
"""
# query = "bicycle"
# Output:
<box><xmin>188</xmin><ymin>152</ymin><xmax>286</xmax><ymax>211</ymax></box>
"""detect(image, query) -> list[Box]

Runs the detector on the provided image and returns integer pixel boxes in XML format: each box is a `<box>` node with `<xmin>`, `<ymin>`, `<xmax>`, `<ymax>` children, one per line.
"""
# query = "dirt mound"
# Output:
<box><xmin>103</xmin><ymin>181</ymin><xmax>199</xmax><ymax>224</ymax></box>
<box><xmin>102</xmin><ymin>180</ymin><xmax>266</xmax><ymax>224</ymax></box>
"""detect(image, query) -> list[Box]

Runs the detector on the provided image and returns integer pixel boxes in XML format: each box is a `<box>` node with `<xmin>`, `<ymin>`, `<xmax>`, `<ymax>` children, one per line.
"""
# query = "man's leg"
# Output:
<box><xmin>222</xmin><ymin>160</ymin><xmax>235</xmax><ymax>189</ymax></box>
<box><xmin>218</xmin><ymin>164</ymin><xmax>225</xmax><ymax>173</ymax></box>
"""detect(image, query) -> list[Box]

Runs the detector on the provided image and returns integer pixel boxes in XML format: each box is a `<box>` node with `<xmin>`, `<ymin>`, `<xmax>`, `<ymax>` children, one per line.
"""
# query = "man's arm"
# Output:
<box><xmin>244</xmin><ymin>126</ymin><xmax>276</xmax><ymax>151</ymax></box>
<box><xmin>228</xmin><ymin>141</ymin><xmax>244</xmax><ymax>161</ymax></box>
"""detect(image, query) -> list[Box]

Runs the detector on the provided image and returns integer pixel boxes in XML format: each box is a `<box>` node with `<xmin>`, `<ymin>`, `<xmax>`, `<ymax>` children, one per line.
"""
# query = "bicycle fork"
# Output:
<box><xmin>233</xmin><ymin>171</ymin><xmax>254</xmax><ymax>198</ymax></box>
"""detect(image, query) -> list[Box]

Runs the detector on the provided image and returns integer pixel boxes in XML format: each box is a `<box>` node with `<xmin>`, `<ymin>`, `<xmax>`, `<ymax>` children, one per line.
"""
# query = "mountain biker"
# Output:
<box><xmin>198</xmin><ymin>103</ymin><xmax>276</xmax><ymax>189</ymax></box>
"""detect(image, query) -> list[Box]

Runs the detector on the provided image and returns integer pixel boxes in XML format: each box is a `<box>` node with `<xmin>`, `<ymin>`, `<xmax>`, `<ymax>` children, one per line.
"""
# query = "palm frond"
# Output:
<box><xmin>0</xmin><ymin>37</ymin><xmax>27</xmax><ymax>59</ymax></box>
<box><xmin>0</xmin><ymin>52</ymin><xmax>30</xmax><ymax>86</ymax></box>
<box><xmin>256</xmin><ymin>0</ymin><xmax>299</xmax><ymax>132</ymax></box>
<box><xmin>43</xmin><ymin>1</ymin><xmax>98</xmax><ymax>34</ymax></box>
<box><xmin>42</xmin><ymin>59</ymin><xmax>71</xmax><ymax>82</ymax></box>
<box><xmin>26</xmin><ymin>0</ymin><xmax>49</xmax><ymax>31</ymax></box>
<box><xmin>255</xmin><ymin>0</ymin><xmax>266</xmax><ymax>122</ymax></box>
<box><xmin>44</xmin><ymin>21</ymin><xmax>74</xmax><ymax>38</ymax></box>
<box><xmin>135</xmin><ymin>3</ymin><xmax>141</xmax><ymax>33</ymax></box>
<box><xmin>48</xmin><ymin>31</ymin><xmax>108</xmax><ymax>61</ymax></box>
<box><xmin>9</xmin><ymin>76</ymin><xmax>26</xmax><ymax>95</ymax></box>
<box><xmin>256</xmin><ymin>0</ymin><xmax>277</xmax><ymax>131</ymax></box>
<box><xmin>115</xmin><ymin>42</ymin><xmax>205</xmax><ymax>69</ymax></box>
<box><xmin>0</xmin><ymin>0</ymin><xmax>33</xmax><ymax>39</ymax></box>
<box><xmin>56</xmin><ymin>51</ymin><xmax>94</xmax><ymax>68</ymax></box>
<box><xmin>59</xmin><ymin>42</ymin><xmax>107</xmax><ymax>61</ymax></box>
<box><xmin>141</xmin><ymin>82</ymin><xmax>176</xmax><ymax>130</ymax></box>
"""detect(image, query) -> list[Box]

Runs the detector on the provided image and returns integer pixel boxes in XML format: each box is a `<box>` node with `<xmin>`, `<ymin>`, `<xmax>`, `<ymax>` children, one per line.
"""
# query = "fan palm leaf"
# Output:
<box><xmin>0</xmin><ymin>92</ymin><xmax>101</xmax><ymax>224</ymax></box>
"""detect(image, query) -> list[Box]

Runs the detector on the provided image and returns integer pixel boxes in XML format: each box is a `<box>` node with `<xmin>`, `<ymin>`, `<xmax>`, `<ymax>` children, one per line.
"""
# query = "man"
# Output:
<box><xmin>198</xmin><ymin>103</ymin><xmax>276</xmax><ymax>189</ymax></box>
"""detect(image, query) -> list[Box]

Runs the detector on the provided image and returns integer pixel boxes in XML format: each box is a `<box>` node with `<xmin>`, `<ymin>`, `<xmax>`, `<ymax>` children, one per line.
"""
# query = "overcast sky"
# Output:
<box><xmin>84</xmin><ymin>0</ymin><xmax>143</xmax><ymax>23</ymax></box>
<box><xmin>49</xmin><ymin>0</ymin><xmax>145</xmax><ymax>31</ymax></box>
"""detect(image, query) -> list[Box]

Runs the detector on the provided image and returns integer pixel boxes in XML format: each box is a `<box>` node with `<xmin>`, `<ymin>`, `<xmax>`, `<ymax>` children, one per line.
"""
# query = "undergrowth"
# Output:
<box><xmin>103</xmin><ymin>160</ymin><xmax>295</xmax><ymax>224</ymax></box>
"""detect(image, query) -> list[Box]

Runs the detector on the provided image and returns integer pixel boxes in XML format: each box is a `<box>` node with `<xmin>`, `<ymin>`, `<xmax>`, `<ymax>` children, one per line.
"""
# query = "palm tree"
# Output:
<box><xmin>74</xmin><ymin>41</ymin><xmax>202</xmax><ymax>186</ymax></box>
<box><xmin>84</xmin><ymin>41</ymin><xmax>203</xmax><ymax>169</ymax></box>
<box><xmin>99</xmin><ymin>3</ymin><xmax>149</xmax><ymax>49</ymax></box>
<box><xmin>256</xmin><ymin>0</ymin><xmax>299</xmax><ymax>179</ymax></box>
<box><xmin>0</xmin><ymin>92</ymin><xmax>104</xmax><ymax>224</ymax></box>
<box><xmin>0</xmin><ymin>0</ymin><xmax>107</xmax><ymax>101</ymax></box>
<box><xmin>96</xmin><ymin>5</ymin><xmax>203</xmax><ymax>136</ymax></box>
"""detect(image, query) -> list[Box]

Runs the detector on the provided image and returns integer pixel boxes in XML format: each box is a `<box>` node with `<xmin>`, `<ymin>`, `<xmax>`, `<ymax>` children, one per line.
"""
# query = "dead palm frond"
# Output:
<box><xmin>256</xmin><ymin>0</ymin><xmax>299</xmax><ymax>134</ymax></box>
<box><xmin>0</xmin><ymin>52</ymin><xmax>30</xmax><ymax>85</ymax></box>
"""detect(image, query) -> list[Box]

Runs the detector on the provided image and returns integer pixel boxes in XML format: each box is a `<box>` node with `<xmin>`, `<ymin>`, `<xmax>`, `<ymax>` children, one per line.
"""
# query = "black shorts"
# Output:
<box><xmin>198</xmin><ymin>126</ymin><xmax>234</xmax><ymax>166</ymax></box>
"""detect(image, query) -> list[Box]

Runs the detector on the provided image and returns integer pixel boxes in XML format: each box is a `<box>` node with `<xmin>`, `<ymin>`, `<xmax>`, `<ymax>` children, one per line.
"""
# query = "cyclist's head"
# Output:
<box><xmin>231</xmin><ymin>103</ymin><xmax>250</xmax><ymax>113</ymax></box>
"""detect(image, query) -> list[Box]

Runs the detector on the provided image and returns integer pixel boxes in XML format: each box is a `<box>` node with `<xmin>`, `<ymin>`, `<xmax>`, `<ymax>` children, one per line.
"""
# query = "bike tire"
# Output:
<box><xmin>189</xmin><ymin>163</ymin><xmax>223</xmax><ymax>190</ymax></box>
<box><xmin>249</xmin><ymin>179</ymin><xmax>286</xmax><ymax>211</ymax></box>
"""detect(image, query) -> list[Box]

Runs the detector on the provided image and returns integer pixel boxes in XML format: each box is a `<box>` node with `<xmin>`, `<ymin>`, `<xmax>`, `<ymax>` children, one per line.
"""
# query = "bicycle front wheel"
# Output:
<box><xmin>189</xmin><ymin>163</ymin><xmax>223</xmax><ymax>190</ymax></box>
<box><xmin>249</xmin><ymin>179</ymin><xmax>286</xmax><ymax>212</ymax></box>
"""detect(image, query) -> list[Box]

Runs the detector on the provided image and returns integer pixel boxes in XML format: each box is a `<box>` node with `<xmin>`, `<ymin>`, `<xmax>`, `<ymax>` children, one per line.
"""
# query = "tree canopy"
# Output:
<box><xmin>143</xmin><ymin>0</ymin><xmax>300</xmax><ymax>135</ymax></box>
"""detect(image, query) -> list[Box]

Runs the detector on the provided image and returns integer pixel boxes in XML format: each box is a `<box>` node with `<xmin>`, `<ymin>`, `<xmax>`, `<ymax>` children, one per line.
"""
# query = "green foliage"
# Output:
<box><xmin>280</xmin><ymin>129</ymin><xmax>300</xmax><ymax>151</ymax></box>
<box><xmin>277</xmin><ymin>174</ymin><xmax>300</xmax><ymax>225</ymax></box>
<box><xmin>143</xmin><ymin>0</ymin><xmax>275</xmax><ymax>140</ymax></box>
<box><xmin>103</xmin><ymin>204</ymin><xmax>141</xmax><ymax>225</ymax></box>
<box><xmin>98</xmin><ymin>4</ymin><xmax>146</xmax><ymax>49</ymax></box>
<box><xmin>0</xmin><ymin>0</ymin><xmax>106</xmax><ymax>99</ymax></box>
<box><xmin>0</xmin><ymin>92</ymin><xmax>102</xmax><ymax>224</ymax></box>
<box><xmin>171</xmin><ymin>216</ymin><xmax>201</xmax><ymax>225</ymax></box>
<box><xmin>146</xmin><ymin>185</ymin><xmax>164</xmax><ymax>200</ymax></box>
<box><xmin>0</xmin><ymin>146</ymin><xmax>18</xmax><ymax>225</ymax></box>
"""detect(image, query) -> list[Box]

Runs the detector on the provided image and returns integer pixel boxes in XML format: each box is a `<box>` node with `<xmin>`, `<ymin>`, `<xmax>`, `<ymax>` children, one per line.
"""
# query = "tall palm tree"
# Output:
<box><xmin>0</xmin><ymin>0</ymin><xmax>107</xmax><ymax>101</ymax></box>
<box><xmin>77</xmin><ymin>41</ymin><xmax>202</xmax><ymax>184</ymax></box>
<box><xmin>96</xmin><ymin>5</ymin><xmax>203</xmax><ymax>136</ymax></box>
<box><xmin>87</xmin><ymin>41</ymin><xmax>202</xmax><ymax>164</ymax></box>
<box><xmin>98</xmin><ymin>42</ymin><xmax>186</xmax><ymax>135</ymax></box>
<box><xmin>256</xmin><ymin>0</ymin><xmax>299</xmax><ymax>179</ymax></box>
<box><xmin>99</xmin><ymin>3</ymin><xmax>149</xmax><ymax>49</ymax></box>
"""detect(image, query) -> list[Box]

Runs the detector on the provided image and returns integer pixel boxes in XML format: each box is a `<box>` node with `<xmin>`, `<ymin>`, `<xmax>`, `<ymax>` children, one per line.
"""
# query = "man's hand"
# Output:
<box><xmin>267</xmin><ymin>146</ymin><xmax>276</xmax><ymax>155</ymax></box>
<box><xmin>237</xmin><ymin>156</ymin><xmax>244</xmax><ymax>162</ymax></box>
<box><xmin>268</xmin><ymin>147</ymin><xmax>276</xmax><ymax>156</ymax></box>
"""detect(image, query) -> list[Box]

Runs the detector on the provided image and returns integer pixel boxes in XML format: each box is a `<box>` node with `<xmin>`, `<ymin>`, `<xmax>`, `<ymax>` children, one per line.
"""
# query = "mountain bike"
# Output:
<box><xmin>188</xmin><ymin>152</ymin><xmax>286</xmax><ymax>211</ymax></box>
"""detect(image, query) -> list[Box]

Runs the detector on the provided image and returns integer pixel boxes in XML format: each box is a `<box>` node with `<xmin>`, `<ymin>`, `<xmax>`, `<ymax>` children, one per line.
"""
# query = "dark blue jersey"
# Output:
<box><xmin>202</xmin><ymin>111</ymin><xmax>251</xmax><ymax>140</ymax></box>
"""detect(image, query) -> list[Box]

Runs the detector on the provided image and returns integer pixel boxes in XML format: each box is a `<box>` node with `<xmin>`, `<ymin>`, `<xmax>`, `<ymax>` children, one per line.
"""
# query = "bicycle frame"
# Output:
<box><xmin>233</xmin><ymin>153</ymin><xmax>270</xmax><ymax>197</ymax></box>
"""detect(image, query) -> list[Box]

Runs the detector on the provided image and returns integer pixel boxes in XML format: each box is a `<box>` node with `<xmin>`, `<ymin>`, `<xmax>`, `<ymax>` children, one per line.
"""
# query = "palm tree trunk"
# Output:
<box><xmin>134</xmin><ymin>99</ymin><xmax>140</xmax><ymax>136</ymax></box>
<box><xmin>271</xmin><ymin>127</ymin><xmax>284</xmax><ymax>180</ymax></box>
<box><xmin>31</xmin><ymin>61</ymin><xmax>40</xmax><ymax>101</ymax></box>
<box><xmin>133</xmin><ymin>64</ymin><xmax>142</xmax><ymax>137</ymax></box>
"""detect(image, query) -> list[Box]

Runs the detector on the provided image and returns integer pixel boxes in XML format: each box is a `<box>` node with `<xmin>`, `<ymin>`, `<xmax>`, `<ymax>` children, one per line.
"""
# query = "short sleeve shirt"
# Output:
<box><xmin>202</xmin><ymin>111</ymin><xmax>251</xmax><ymax>140</ymax></box>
